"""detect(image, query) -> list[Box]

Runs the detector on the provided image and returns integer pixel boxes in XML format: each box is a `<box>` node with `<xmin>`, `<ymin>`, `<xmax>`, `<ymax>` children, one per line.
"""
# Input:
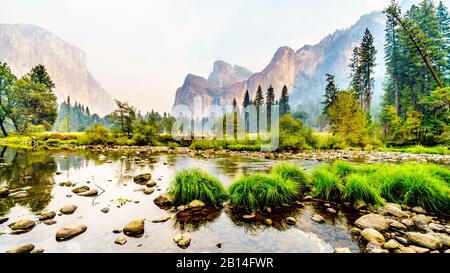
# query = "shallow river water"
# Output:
<box><xmin>0</xmin><ymin>147</ymin><xmax>373</xmax><ymax>253</ymax></box>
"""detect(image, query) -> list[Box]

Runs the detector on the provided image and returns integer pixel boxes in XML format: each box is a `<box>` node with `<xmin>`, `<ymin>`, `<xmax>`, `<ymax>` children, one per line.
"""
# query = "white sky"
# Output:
<box><xmin>0</xmin><ymin>0</ymin><xmax>394</xmax><ymax>113</ymax></box>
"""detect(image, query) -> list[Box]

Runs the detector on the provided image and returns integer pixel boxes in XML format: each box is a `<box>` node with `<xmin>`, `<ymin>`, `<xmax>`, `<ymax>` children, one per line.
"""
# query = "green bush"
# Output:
<box><xmin>271</xmin><ymin>163</ymin><xmax>311</xmax><ymax>194</ymax></box>
<box><xmin>78</xmin><ymin>124</ymin><xmax>111</xmax><ymax>145</ymax></box>
<box><xmin>342</xmin><ymin>174</ymin><xmax>384</xmax><ymax>206</ymax></box>
<box><xmin>228</xmin><ymin>173</ymin><xmax>298</xmax><ymax>211</ymax></box>
<box><xmin>226</xmin><ymin>144</ymin><xmax>261</xmax><ymax>151</ymax></box>
<box><xmin>312</xmin><ymin>167</ymin><xmax>343</xmax><ymax>201</ymax></box>
<box><xmin>167</xmin><ymin>142</ymin><xmax>181</xmax><ymax>149</ymax></box>
<box><xmin>169</xmin><ymin>168</ymin><xmax>227</xmax><ymax>205</ymax></box>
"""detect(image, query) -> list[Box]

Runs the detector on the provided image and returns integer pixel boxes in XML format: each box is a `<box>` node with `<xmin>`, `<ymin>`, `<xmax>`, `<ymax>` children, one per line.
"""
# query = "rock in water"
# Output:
<box><xmin>5</xmin><ymin>243</ymin><xmax>35</xmax><ymax>253</ymax></box>
<box><xmin>60</xmin><ymin>205</ymin><xmax>77</xmax><ymax>215</ymax></box>
<box><xmin>123</xmin><ymin>219</ymin><xmax>145</xmax><ymax>236</ymax></box>
<box><xmin>189</xmin><ymin>200</ymin><xmax>205</xmax><ymax>209</ymax></box>
<box><xmin>115</xmin><ymin>236</ymin><xmax>127</xmax><ymax>245</ymax></box>
<box><xmin>55</xmin><ymin>224</ymin><xmax>87</xmax><ymax>241</ymax></box>
<box><xmin>384</xmin><ymin>239</ymin><xmax>400</xmax><ymax>250</ymax></box>
<box><xmin>385</xmin><ymin>203</ymin><xmax>409</xmax><ymax>218</ymax></box>
<box><xmin>361</xmin><ymin>228</ymin><xmax>385</xmax><ymax>244</ymax></box>
<box><xmin>30</xmin><ymin>248</ymin><xmax>44</xmax><ymax>253</ymax></box>
<box><xmin>133</xmin><ymin>173</ymin><xmax>152</xmax><ymax>184</ymax></box>
<box><xmin>286</xmin><ymin>217</ymin><xmax>296</xmax><ymax>225</ymax></box>
<box><xmin>406</xmin><ymin>232</ymin><xmax>442</xmax><ymax>250</ymax></box>
<box><xmin>154</xmin><ymin>193</ymin><xmax>174</xmax><ymax>207</ymax></box>
<box><xmin>334</xmin><ymin>248</ymin><xmax>352</xmax><ymax>253</ymax></box>
<box><xmin>72</xmin><ymin>185</ymin><xmax>90</xmax><ymax>194</ymax></box>
<box><xmin>355</xmin><ymin>214</ymin><xmax>389</xmax><ymax>231</ymax></box>
<box><xmin>173</xmin><ymin>234</ymin><xmax>191</xmax><ymax>249</ymax></box>
<box><xmin>151</xmin><ymin>216</ymin><xmax>171</xmax><ymax>223</ymax></box>
<box><xmin>311</xmin><ymin>214</ymin><xmax>324</xmax><ymax>223</ymax></box>
<box><xmin>265</xmin><ymin>219</ymin><xmax>273</xmax><ymax>226</ymax></box>
<box><xmin>101</xmin><ymin>207</ymin><xmax>110</xmax><ymax>214</ymax></box>
<box><xmin>146</xmin><ymin>180</ymin><xmax>157</xmax><ymax>187</ymax></box>
<box><xmin>412</xmin><ymin>207</ymin><xmax>426</xmax><ymax>214</ymax></box>
<box><xmin>77</xmin><ymin>189</ymin><xmax>98</xmax><ymax>197</ymax></box>
<box><xmin>44</xmin><ymin>220</ymin><xmax>57</xmax><ymax>225</ymax></box>
<box><xmin>0</xmin><ymin>217</ymin><xmax>9</xmax><ymax>224</ymax></box>
<box><xmin>8</xmin><ymin>219</ymin><xmax>35</xmax><ymax>231</ymax></box>
<box><xmin>0</xmin><ymin>186</ymin><xmax>9</xmax><ymax>197</ymax></box>
<box><xmin>243</xmin><ymin>213</ymin><xmax>256</xmax><ymax>220</ymax></box>
<box><xmin>39</xmin><ymin>211</ymin><xmax>56</xmax><ymax>221</ymax></box>
<box><xmin>143</xmin><ymin>188</ymin><xmax>154</xmax><ymax>195</ymax></box>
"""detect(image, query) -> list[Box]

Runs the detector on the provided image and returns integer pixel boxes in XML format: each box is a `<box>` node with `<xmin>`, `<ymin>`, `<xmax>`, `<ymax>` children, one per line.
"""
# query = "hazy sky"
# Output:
<box><xmin>0</xmin><ymin>0</ymin><xmax>396</xmax><ymax>113</ymax></box>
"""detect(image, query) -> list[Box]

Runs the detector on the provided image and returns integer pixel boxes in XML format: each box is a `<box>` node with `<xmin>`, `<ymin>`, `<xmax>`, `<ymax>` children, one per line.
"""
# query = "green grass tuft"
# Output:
<box><xmin>271</xmin><ymin>163</ymin><xmax>311</xmax><ymax>194</ymax></box>
<box><xmin>228</xmin><ymin>173</ymin><xmax>298</xmax><ymax>211</ymax></box>
<box><xmin>311</xmin><ymin>167</ymin><xmax>343</xmax><ymax>201</ymax></box>
<box><xmin>343</xmin><ymin>174</ymin><xmax>384</xmax><ymax>206</ymax></box>
<box><xmin>169</xmin><ymin>168</ymin><xmax>227</xmax><ymax>205</ymax></box>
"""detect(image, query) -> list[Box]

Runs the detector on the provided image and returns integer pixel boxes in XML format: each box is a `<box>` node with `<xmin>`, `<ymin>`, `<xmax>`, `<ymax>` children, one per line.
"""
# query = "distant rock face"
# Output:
<box><xmin>0</xmin><ymin>24</ymin><xmax>115</xmax><ymax>116</ymax></box>
<box><xmin>173</xmin><ymin>12</ymin><xmax>386</xmax><ymax>117</ymax></box>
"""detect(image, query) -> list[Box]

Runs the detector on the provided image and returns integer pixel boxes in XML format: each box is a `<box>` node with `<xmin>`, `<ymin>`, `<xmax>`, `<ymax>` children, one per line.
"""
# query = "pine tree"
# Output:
<box><xmin>242</xmin><ymin>90</ymin><xmax>251</xmax><ymax>109</ymax></box>
<box><xmin>254</xmin><ymin>85</ymin><xmax>264</xmax><ymax>133</ymax></box>
<box><xmin>349</xmin><ymin>46</ymin><xmax>363</xmax><ymax>102</ymax></box>
<box><xmin>359</xmin><ymin>28</ymin><xmax>377</xmax><ymax>113</ymax></box>
<box><xmin>279</xmin><ymin>85</ymin><xmax>291</xmax><ymax>116</ymax></box>
<box><xmin>322</xmin><ymin>74</ymin><xmax>339</xmax><ymax>118</ymax></box>
<box><xmin>242</xmin><ymin>90</ymin><xmax>251</xmax><ymax>133</ymax></box>
<box><xmin>266</xmin><ymin>85</ymin><xmax>275</xmax><ymax>130</ymax></box>
<box><xmin>27</xmin><ymin>64</ymin><xmax>55</xmax><ymax>90</ymax></box>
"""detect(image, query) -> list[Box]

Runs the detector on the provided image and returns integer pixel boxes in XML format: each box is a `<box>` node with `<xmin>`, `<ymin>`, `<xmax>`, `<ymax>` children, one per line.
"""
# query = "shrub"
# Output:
<box><xmin>48</xmin><ymin>133</ymin><xmax>78</xmax><ymax>141</ymax></box>
<box><xmin>228</xmin><ymin>173</ymin><xmax>298</xmax><ymax>211</ymax></box>
<box><xmin>227</xmin><ymin>144</ymin><xmax>261</xmax><ymax>151</ymax></box>
<box><xmin>312</xmin><ymin>167</ymin><xmax>343</xmax><ymax>201</ymax></box>
<box><xmin>78</xmin><ymin>124</ymin><xmax>111</xmax><ymax>145</ymax></box>
<box><xmin>167</xmin><ymin>142</ymin><xmax>181</xmax><ymax>149</ymax></box>
<box><xmin>342</xmin><ymin>174</ymin><xmax>384</xmax><ymax>206</ymax></box>
<box><xmin>271</xmin><ymin>163</ymin><xmax>311</xmax><ymax>194</ymax></box>
<box><xmin>169</xmin><ymin>169</ymin><xmax>227</xmax><ymax>205</ymax></box>
<box><xmin>190</xmin><ymin>139</ymin><xmax>223</xmax><ymax>150</ymax></box>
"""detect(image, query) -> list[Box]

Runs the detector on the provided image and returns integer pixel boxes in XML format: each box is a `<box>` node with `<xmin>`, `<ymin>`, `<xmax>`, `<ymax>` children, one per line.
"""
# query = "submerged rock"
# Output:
<box><xmin>30</xmin><ymin>248</ymin><xmax>44</xmax><ymax>253</ymax></box>
<box><xmin>146</xmin><ymin>180</ymin><xmax>157</xmax><ymax>187</ymax></box>
<box><xmin>133</xmin><ymin>173</ymin><xmax>152</xmax><ymax>184</ymax></box>
<box><xmin>39</xmin><ymin>211</ymin><xmax>56</xmax><ymax>221</ymax></box>
<box><xmin>355</xmin><ymin>214</ymin><xmax>389</xmax><ymax>231</ymax></box>
<box><xmin>143</xmin><ymin>188</ymin><xmax>155</xmax><ymax>195</ymax></box>
<box><xmin>361</xmin><ymin>228</ymin><xmax>385</xmax><ymax>244</ymax></box>
<box><xmin>173</xmin><ymin>234</ymin><xmax>191</xmax><ymax>249</ymax></box>
<box><xmin>5</xmin><ymin>243</ymin><xmax>35</xmax><ymax>253</ymax></box>
<box><xmin>0</xmin><ymin>217</ymin><xmax>9</xmax><ymax>224</ymax></box>
<box><xmin>60</xmin><ymin>205</ymin><xmax>77</xmax><ymax>215</ymax></box>
<box><xmin>44</xmin><ymin>220</ymin><xmax>57</xmax><ymax>225</ymax></box>
<box><xmin>8</xmin><ymin>219</ymin><xmax>35</xmax><ymax>232</ymax></box>
<box><xmin>406</xmin><ymin>232</ymin><xmax>442</xmax><ymax>250</ymax></box>
<box><xmin>265</xmin><ymin>219</ymin><xmax>273</xmax><ymax>226</ymax></box>
<box><xmin>123</xmin><ymin>219</ymin><xmax>145</xmax><ymax>236</ymax></box>
<box><xmin>101</xmin><ymin>207</ymin><xmax>110</xmax><ymax>214</ymax></box>
<box><xmin>56</xmin><ymin>224</ymin><xmax>87</xmax><ymax>241</ymax></box>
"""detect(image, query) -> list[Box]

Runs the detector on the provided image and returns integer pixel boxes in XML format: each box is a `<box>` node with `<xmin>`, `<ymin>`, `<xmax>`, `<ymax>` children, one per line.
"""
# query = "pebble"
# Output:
<box><xmin>312</xmin><ymin>214</ymin><xmax>324</xmax><ymax>223</ymax></box>
<box><xmin>115</xmin><ymin>236</ymin><xmax>128</xmax><ymax>245</ymax></box>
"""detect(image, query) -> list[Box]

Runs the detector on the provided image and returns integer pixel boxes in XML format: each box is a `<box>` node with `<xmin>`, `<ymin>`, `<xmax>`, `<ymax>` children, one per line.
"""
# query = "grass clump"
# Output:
<box><xmin>228</xmin><ymin>173</ymin><xmax>298</xmax><ymax>211</ymax></box>
<box><xmin>377</xmin><ymin>165</ymin><xmax>450</xmax><ymax>214</ymax></box>
<box><xmin>169</xmin><ymin>168</ymin><xmax>227</xmax><ymax>205</ymax></box>
<box><xmin>343</xmin><ymin>174</ymin><xmax>384</xmax><ymax>206</ymax></box>
<box><xmin>311</xmin><ymin>167</ymin><xmax>343</xmax><ymax>201</ymax></box>
<box><xmin>271</xmin><ymin>163</ymin><xmax>311</xmax><ymax>194</ymax></box>
<box><xmin>190</xmin><ymin>140</ymin><xmax>223</xmax><ymax>151</ymax></box>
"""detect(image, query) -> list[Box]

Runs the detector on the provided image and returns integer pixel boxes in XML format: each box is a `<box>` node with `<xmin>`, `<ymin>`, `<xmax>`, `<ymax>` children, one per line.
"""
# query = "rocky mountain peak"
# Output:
<box><xmin>208</xmin><ymin>60</ymin><xmax>252</xmax><ymax>88</ymax></box>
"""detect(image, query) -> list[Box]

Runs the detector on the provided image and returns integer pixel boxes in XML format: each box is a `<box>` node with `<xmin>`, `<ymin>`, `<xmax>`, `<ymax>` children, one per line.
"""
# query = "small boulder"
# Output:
<box><xmin>406</xmin><ymin>232</ymin><xmax>442</xmax><ymax>250</ymax></box>
<box><xmin>0</xmin><ymin>217</ymin><xmax>9</xmax><ymax>224</ymax></box>
<box><xmin>350</xmin><ymin>228</ymin><xmax>361</xmax><ymax>235</ymax></box>
<box><xmin>146</xmin><ymin>180</ymin><xmax>157</xmax><ymax>187</ymax></box>
<box><xmin>412</xmin><ymin>214</ymin><xmax>432</xmax><ymax>230</ymax></box>
<box><xmin>361</xmin><ymin>228</ymin><xmax>385</xmax><ymax>244</ymax></box>
<box><xmin>72</xmin><ymin>185</ymin><xmax>89</xmax><ymax>194</ymax></box>
<box><xmin>409</xmin><ymin>245</ymin><xmax>430</xmax><ymax>253</ymax></box>
<box><xmin>39</xmin><ymin>211</ymin><xmax>56</xmax><ymax>221</ymax></box>
<box><xmin>286</xmin><ymin>217</ymin><xmax>296</xmax><ymax>225</ymax></box>
<box><xmin>173</xmin><ymin>234</ymin><xmax>191</xmax><ymax>249</ymax></box>
<box><xmin>133</xmin><ymin>173</ymin><xmax>152</xmax><ymax>184</ymax></box>
<box><xmin>0</xmin><ymin>186</ymin><xmax>9</xmax><ymax>197</ymax></box>
<box><xmin>385</xmin><ymin>203</ymin><xmax>409</xmax><ymax>218</ymax></box>
<box><xmin>55</xmin><ymin>224</ymin><xmax>87</xmax><ymax>241</ymax></box>
<box><xmin>9</xmin><ymin>191</ymin><xmax>28</xmax><ymax>198</ymax></box>
<box><xmin>384</xmin><ymin>239</ymin><xmax>400</xmax><ymax>249</ymax></box>
<box><xmin>189</xmin><ymin>199</ymin><xmax>205</xmax><ymax>209</ymax></box>
<box><xmin>78</xmin><ymin>189</ymin><xmax>98</xmax><ymax>197</ymax></box>
<box><xmin>123</xmin><ymin>219</ymin><xmax>145</xmax><ymax>236</ymax></box>
<box><xmin>30</xmin><ymin>248</ymin><xmax>44</xmax><ymax>254</ymax></box>
<box><xmin>151</xmin><ymin>216</ymin><xmax>171</xmax><ymax>223</ymax></box>
<box><xmin>5</xmin><ymin>243</ymin><xmax>35</xmax><ymax>253</ymax></box>
<box><xmin>326</xmin><ymin>208</ymin><xmax>337</xmax><ymax>214</ymax></box>
<box><xmin>60</xmin><ymin>205</ymin><xmax>77</xmax><ymax>215</ymax></box>
<box><xmin>401</xmin><ymin>219</ymin><xmax>414</xmax><ymax>228</ymax></box>
<box><xmin>143</xmin><ymin>188</ymin><xmax>155</xmax><ymax>195</ymax></box>
<box><xmin>355</xmin><ymin>214</ymin><xmax>389</xmax><ymax>231</ymax></box>
<box><xmin>101</xmin><ymin>207</ymin><xmax>110</xmax><ymax>214</ymax></box>
<box><xmin>115</xmin><ymin>236</ymin><xmax>127</xmax><ymax>245</ymax></box>
<box><xmin>412</xmin><ymin>206</ymin><xmax>426</xmax><ymax>214</ymax></box>
<box><xmin>154</xmin><ymin>193</ymin><xmax>174</xmax><ymax>207</ymax></box>
<box><xmin>334</xmin><ymin>247</ymin><xmax>352</xmax><ymax>253</ymax></box>
<box><xmin>8</xmin><ymin>219</ymin><xmax>35</xmax><ymax>231</ymax></box>
<box><xmin>44</xmin><ymin>220</ymin><xmax>57</xmax><ymax>225</ymax></box>
<box><xmin>243</xmin><ymin>214</ymin><xmax>256</xmax><ymax>220</ymax></box>
<box><xmin>264</xmin><ymin>219</ymin><xmax>273</xmax><ymax>226</ymax></box>
<box><xmin>312</xmin><ymin>214</ymin><xmax>324</xmax><ymax>223</ymax></box>
<box><xmin>389</xmin><ymin>220</ymin><xmax>407</xmax><ymax>230</ymax></box>
<box><xmin>428</xmin><ymin>223</ymin><xmax>445</xmax><ymax>232</ymax></box>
